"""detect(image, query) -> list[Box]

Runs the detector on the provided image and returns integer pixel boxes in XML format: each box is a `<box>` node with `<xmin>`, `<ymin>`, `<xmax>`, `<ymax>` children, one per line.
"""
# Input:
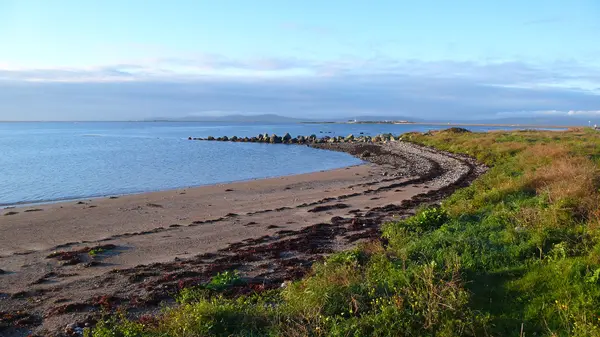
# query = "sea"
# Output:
<box><xmin>0</xmin><ymin>122</ymin><xmax>560</xmax><ymax>206</ymax></box>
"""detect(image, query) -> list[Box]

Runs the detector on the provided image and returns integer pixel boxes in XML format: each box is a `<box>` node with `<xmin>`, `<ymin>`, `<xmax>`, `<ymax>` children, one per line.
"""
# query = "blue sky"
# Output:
<box><xmin>1</xmin><ymin>0</ymin><xmax>599</xmax><ymax>121</ymax></box>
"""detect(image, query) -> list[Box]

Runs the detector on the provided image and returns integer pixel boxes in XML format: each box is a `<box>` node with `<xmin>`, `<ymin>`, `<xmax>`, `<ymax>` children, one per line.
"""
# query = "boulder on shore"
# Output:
<box><xmin>270</xmin><ymin>134</ymin><xmax>282</xmax><ymax>144</ymax></box>
<box><xmin>282</xmin><ymin>133</ymin><xmax>292</xmax><ymax>142</ymax></box>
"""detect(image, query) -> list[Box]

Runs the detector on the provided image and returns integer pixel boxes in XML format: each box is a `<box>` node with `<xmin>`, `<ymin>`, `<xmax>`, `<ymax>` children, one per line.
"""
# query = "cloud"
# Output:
<box><xmin>0</xmin><ymin>57</ymin><xmax>599</xmax><ymax>121</ymax></box>
<box><xmin>566</xmin><ymin>110</ymin><xmax>600</xmax><ymax>116</ymax></box>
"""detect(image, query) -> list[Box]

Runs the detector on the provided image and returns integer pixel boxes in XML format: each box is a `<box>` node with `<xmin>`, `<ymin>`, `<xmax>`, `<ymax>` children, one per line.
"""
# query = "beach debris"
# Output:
<box><xmin>0</xmin><ymin>310</ymin><xmax>41</xmax><ymax>329</ymax></box>
<box><xmin>307</xmin><ymin>203</ymin><xmax>351</xmax><ymax>213</ymax></box>
<box><xmin>46</xmin><ymin>244</ymin><xmax>117</xmax><ymax>266</ymax></box>
<box><xmin>3</xmin><ymin>211</ymin><xmax>18</xmax><ymax>216</ymax></box>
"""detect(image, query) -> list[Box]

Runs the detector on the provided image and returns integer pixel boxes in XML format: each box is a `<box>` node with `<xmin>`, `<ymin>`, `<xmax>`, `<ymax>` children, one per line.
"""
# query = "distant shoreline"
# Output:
<box><xmin>0</xmin><ymin>120</ymin><xmax>579</xmax><ymax>128</ymax></box>
<box><xmin>301</xmin><ymin>121</ymin><xmax>574</xmax><ymax>129</ymax></box>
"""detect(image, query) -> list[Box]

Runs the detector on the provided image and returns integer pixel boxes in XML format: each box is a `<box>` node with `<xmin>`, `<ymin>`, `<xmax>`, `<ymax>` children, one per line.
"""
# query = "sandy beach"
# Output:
<box><xmin>0</xmin><ymin>140</ymin><xmax>485</xmax><ymax>336</ymax></box>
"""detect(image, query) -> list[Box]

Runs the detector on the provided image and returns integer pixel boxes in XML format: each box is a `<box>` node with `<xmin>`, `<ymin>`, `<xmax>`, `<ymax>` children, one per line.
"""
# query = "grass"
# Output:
<box><xmin>86</xmin><ymin>128</ymin><xmax>600</xmax><ymax>336</ymax></box>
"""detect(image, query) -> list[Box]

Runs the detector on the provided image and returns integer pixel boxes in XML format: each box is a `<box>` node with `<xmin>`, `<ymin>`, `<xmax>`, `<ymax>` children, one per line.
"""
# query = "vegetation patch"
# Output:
<box><xmin>86</xmin><ymin>128</ymin><xmax>600</xmax><ymax>336</ymax></box>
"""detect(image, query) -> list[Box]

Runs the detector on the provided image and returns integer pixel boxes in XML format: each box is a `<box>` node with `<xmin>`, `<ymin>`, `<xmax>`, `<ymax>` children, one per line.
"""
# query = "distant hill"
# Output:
<box><xmin>147</xmin><ymin>113</ymin><xmax>592</xmax><ymax>126</ymax></box>
<box><xmin>340</xmin><ymin>115</ymin><xmax>423</xmax><ymax>122</ymax></box>
<box><xmin>148</xmin><ymin>114</ymin><xmax>312</xmax><ymax>123</ymax></box>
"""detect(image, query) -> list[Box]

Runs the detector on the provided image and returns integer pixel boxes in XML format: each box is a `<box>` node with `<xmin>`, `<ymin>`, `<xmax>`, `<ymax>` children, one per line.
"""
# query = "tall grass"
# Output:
<box><xmin>87</xmin><ymin>129</ymin><xmax>600</xmax><ymax>337</ymax></box>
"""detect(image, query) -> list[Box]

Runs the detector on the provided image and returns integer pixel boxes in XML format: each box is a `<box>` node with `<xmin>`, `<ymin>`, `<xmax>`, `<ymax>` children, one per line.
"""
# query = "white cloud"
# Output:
<box><xmin>0</xmin><ymin>57</ymin><xmax>599</xmax><ymax>121</ymax></box>
<box><xmin>567</xmin><ymin>110</ymin><xmax>600</xmax><ymax>115</ymax></box>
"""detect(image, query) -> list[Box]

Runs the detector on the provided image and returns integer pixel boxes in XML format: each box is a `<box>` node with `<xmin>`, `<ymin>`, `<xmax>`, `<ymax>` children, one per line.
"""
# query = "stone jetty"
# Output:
<box><xmin>188</xmin><ymin>133</ymin><xmax>403</xmax><ymax>144</ymax></box>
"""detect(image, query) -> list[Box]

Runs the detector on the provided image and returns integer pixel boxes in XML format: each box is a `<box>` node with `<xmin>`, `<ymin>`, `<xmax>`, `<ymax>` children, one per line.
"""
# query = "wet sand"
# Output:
<box><xmin>0</xmin><ymin>141</ymin><xmax>485</xmax><ymax>336</ymax></box>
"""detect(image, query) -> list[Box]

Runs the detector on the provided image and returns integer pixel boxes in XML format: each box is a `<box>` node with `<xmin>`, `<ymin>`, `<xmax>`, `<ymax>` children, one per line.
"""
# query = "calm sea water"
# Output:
<box><xmin>0</xmin><ymin>122</ymin><xmax>554</xmax><ymax>206</ymax></box>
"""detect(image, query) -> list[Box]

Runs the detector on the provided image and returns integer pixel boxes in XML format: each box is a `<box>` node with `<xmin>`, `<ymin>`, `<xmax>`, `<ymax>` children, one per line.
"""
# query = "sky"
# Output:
<box><xmin>0</xmin><ymin>0</ymin><xmax>599</xmax><ymax>121</ymax></box>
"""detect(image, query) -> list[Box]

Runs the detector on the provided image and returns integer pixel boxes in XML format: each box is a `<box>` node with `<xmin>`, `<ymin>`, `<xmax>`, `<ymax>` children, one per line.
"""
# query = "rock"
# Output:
<box><xmin>290</xmin><ymin>137</ymin><xmax>298</xmax><ymax>144</ymax></box>
<box><xmin>83</xmin><ymin>261</ymin><xmax>101</xmax><ymax>268</ymax></box>
<box><xmin>362</xmin><ymin>151</ymin><xmax>371</xmax><ymax>158</ymax></box>
<box><xmin>207</xmin><ymin>136</ymin><xmax>215</xmax><ymax>140</ymax></box>
<box><xmin>282</xmin><ymin>133</ymin><xmax>292</xmax><ymax>142</ymax></box>
<box><xmin>270</xmin><ymin>135</ymin><xmax>282</xmax><ymax>144</ymax></box>
<box><xmin>188</xmin><ymin>136</ymin><xmax>192</xmax><ymax>140</ymax></box>
<box><xmin>250</xmin><ymin>137</ymin><xmax>258</xmax><ymax>142</ymax></box>
<box><xmin>345</xmin><ymin>134</ymin><xmax>354</xmax><ymax>141</ymax></box>
<box><xmin>309</xmin><ymin>134</ymin><xmax>317</xmax><ymax>141</ymax></box>
<box><xmin>0</xmin><ymin>269</ymin><xmax>6</xmax><ymax>274</ymax></box>
<box><xmin>64</xmin><ymin>323</ymin><xmax>80</xmax><ymax>335</ymax></box>
<box><xmin>222</xmin><ymin>136</ymin><xmax>229</xmax><ymax>141</ymax></box>
<box><xmin>231</xmin><ymin>136</ymin><xmax>238</xmax><ymax>141</ymax></box>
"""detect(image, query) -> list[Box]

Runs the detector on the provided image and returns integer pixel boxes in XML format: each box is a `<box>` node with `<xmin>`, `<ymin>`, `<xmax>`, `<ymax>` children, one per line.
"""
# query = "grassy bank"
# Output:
<box><xmin>88</xmin><ymin>128</ymin><xmax>600</xmax><ymax>337</ymax></box>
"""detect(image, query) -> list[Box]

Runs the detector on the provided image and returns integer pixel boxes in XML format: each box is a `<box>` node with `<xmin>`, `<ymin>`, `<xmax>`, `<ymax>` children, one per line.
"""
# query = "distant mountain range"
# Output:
<box><xmin>147</xmin><ymin>114</ymin><xmax>309</xmax><ymax>123</ymax></box>
<box><xmin>147</xmin><ymin>114</ymin><xmax>592</xmax><ymax>126</ymax></box>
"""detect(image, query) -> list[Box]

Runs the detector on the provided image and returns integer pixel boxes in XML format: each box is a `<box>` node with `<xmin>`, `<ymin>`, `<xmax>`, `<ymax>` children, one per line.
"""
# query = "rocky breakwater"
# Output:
<box><xmin>188</xmin><ymin>132</ymin><xmax>405</xmax><ymax>145</ymax></box>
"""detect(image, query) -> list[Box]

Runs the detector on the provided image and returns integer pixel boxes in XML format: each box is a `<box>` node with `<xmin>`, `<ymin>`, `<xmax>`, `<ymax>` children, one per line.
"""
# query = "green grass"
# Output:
<box><xmin>88</xmin><ymin>248</ymin><xmax>105</xmax><ymax>256</ymax></box>
<box><xmin>86</xmin><ymin>128</ymin><xmax>600</xmax><ymax>336</ymax></box>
